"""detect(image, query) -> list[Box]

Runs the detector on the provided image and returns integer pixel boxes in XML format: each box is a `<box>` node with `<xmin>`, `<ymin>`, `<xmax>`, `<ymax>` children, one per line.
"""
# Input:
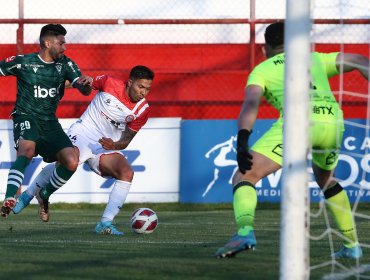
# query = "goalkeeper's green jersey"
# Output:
<box><xmin>246</xmin><ymin>51</ymin><xmax>340</xmax><ymax>115</ymax></box>
<box><xmin>0</xmin><ymin>53</ymin><xmax>82</xmax><ymax>121</ymax></box>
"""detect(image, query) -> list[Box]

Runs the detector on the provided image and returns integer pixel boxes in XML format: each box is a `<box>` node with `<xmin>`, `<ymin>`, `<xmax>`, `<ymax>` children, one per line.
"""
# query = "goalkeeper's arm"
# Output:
<box><xmin>336</xmin><ymin>53</ymin><xmax>369</xmax><ymax>81</ymax></box>
<box><xmin>238</xmin><ymin>84</ymin><xmax>263</xmax><ymax>132</ymax></box>
<box><xmin>236</xmin><ymin>84</ymin><xmax>263</xmax><ymax>173</ymax></box>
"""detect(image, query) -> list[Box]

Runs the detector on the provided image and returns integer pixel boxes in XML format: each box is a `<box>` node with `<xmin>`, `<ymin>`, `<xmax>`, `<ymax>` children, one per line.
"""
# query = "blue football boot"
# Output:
<box><xmin>13</xmin><ymin>191</ymin><xmax>33</xmax><ymax>214</ymax></box>
<box><xmin>333</xmin><ymin>245</ymin><xmax>363</xmax><ymax>259</ymax></box>
<box><xmin>95</xmin><ymin>221</ymin><xmax>124</xmax><ymax>235</ymax></box>
<box><xmin>215</xmin><ymin>230</ymin><xmax>256</xmax><ymax>258</ymax></box>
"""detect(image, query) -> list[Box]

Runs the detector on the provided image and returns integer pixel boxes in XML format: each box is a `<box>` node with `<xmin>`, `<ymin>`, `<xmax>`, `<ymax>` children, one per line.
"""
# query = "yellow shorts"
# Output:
<box><xmin>251</xmin><ymin>105</ymin><xmax>344</xmax><ymax>171</ymax></box>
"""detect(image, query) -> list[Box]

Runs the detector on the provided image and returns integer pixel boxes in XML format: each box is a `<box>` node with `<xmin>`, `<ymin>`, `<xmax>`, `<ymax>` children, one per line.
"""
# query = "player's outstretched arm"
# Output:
<box><xmin>336</xmin><ymin>53</ymin><xmax>370</xmax><ymax>80</ymax></box>
<box><xmin>238</xmin><ymin>85</ymin><xmax>263</xmax><ymax>131</ymax></box>
<box><xmin>98</xmin><ymin>128</ymin><xmax>137</xmax><ymax>150</ymax></box>
<box><xmin>235</xmin><ymin>84</ymin><xmax>263</xmax><ymax>173</ymax></box>
<box><xmin>73</xmin><ymin>75</ymin><xmax>93</xmax><ymax>96</ymax></box>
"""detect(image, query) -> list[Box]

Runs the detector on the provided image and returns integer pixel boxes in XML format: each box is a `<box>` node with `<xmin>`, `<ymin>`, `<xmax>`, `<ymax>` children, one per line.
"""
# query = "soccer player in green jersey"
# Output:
<box><xmin>215</xmin><ymin>22</ymin><xmax>370</xmax><ymax>259</ymax></box>
<box><xmin>0</xmin><ymin>24</ymin><xmax>92</xmax><ymax>219</ymax></box>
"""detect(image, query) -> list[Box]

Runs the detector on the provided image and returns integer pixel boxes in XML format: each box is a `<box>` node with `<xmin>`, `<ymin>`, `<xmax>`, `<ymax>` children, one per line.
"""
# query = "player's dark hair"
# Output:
<box><xmin>39</xmin><ymin>24</ymin><xmax>67</xmax><ymax>47</ymax></box>
<box><xmin>129</xmin><ymin>65</ymin><xmax>155</xmax><ymax>81</ymax></box>
<box><xmin>264</xmin><ymin>21</ymin><xmax>284</xmax><ymax>47</ymax></box>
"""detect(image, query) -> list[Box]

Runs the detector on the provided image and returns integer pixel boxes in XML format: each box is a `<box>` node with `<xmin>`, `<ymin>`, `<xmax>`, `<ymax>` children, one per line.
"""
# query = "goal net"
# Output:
<box><xmin>282</xmin><ymin>0</ymin><xmax>370</xmax><ymax>279</ymax></box>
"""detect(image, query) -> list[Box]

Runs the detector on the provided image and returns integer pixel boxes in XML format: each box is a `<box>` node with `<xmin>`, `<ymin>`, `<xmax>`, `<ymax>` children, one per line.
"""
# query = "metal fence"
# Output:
<box><xmin>0</xmin><ymin>0</ymin><xmax>369</xmax><ymax>119</ymax></box>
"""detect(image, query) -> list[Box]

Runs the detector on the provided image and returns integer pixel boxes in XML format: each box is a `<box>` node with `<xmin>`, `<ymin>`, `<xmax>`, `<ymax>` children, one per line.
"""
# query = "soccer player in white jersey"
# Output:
<box><xmin>13</xmin><ymin>65</ymin><xmax>154</xmax><ymax>235</ymax></box>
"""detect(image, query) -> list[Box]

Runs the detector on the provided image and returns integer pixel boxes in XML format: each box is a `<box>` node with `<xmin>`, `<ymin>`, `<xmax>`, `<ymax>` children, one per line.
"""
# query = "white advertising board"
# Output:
<box><xmin>0</xmin><ymin>118</ymin><xmax>181</xmax><ymax>203</ymax></box>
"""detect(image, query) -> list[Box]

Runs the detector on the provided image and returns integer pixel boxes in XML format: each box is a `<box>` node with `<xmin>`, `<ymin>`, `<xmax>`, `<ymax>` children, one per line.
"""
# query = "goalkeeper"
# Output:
<box><xmin>215</xmin><ymin>21</ymin><xmax>369</xmax><ymax>259</ymax></box>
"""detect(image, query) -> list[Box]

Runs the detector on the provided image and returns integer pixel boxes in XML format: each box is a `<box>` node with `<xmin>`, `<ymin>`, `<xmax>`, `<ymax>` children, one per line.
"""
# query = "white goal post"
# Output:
<box><xmin>280</xmin><ymin>0</ymin><xmax>311</xmax><ymax>279</ymax></box>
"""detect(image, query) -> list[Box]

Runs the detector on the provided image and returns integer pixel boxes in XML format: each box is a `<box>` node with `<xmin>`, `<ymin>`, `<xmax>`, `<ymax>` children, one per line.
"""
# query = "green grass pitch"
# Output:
<box><xmin>0</xmin><ymin>203</ymin><xmax>369</xmax><ymax>279</ymax></box>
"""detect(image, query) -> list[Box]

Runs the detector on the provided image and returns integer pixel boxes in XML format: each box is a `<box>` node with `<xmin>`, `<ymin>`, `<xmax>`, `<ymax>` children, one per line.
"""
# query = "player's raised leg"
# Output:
<box><xmin>94</xmin><ymin>153</ymin><xmax>133</xmax><ymax>235</ymax></box>
<box><xmin>13</xmin><ymin>163</ymin><xmax>55</xmax><ymax>214</ymax></box>
<box><xmin>38</xmin><ymin>146</ymin><xmax>79</xmax><ymax>222</ymax></box>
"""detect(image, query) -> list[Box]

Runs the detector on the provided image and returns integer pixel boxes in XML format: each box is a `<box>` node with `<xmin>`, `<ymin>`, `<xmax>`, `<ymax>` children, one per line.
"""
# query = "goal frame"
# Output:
<box><xmin>280</xmin><ymin>0</ymin><xmax>311</xmax><ymax>279</ymax></box>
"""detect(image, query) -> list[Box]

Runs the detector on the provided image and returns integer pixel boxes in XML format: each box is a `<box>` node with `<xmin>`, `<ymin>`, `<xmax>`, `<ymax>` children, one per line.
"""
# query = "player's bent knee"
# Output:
<box><xmin>57</xmin><ymin>147</ymin><xmax>79</xmax><ymax>169</ymax></box>
<box><xmin>18</xmin><ymin>150</ymin><xmax>36</xmax><ymax>160</ymax></box>
<box><xmin>116</xmin><ymin>165</ymin><xmax>134</xmax><ymax>181</ymax></box>
<box><xmin>60</xmin><ymin>161</ymin><xmax>78</xmax><ymax>172</ymax></box>
<box><xmin>62</xmin><ymin>156</ymin><xmax>79</xmax><ymax>171</ymax></box>
<box><xmin>17</xmin><ymin>142</ymin><xmax>36</xmax><ymax>159</ymax></box>
<box><xmin>233</xmin><ymin>169</ymin><xmax>262</xmax><ymax>186</ymax></box>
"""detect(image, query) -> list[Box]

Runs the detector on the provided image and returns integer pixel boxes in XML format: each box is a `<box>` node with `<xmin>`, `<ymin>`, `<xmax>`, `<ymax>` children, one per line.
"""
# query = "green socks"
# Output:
<box><xmin>39</xmin><ymin>164</ymin><xmax>75</xmax><ymax>200</ymax></box>
<box><xmin>232</xmin><ymin>180</ymin><xmax>357</xmax><ymax>248</ymax></box>
<box><xmin>5</xmin><ymin>156</ymin><xmax>30</xmax><ymax>198</ymax></box>
<box><xmin>233</xmin><ymin>181</ymin><xmax>257</xmax><ymax>236</ymax></box>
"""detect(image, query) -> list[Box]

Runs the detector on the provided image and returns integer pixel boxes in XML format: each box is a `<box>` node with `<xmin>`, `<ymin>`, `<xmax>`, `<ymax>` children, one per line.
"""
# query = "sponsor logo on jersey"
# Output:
<box><xmin>33</xmin><ymin>84</ymin><xmax>62</xmax><ymax>98</ymax></box>
<box><xmin>273</xmin><ymin>58</ymin><xmax>285</xmax><ymax>65</ymax></box>
<box><xmin>5</xmin><ymin>56</ymin><xmax>16</xmax><ymax>63</ymax></box>
<box><xmin>25</xmin><ymin>64</ymin><xmax>44</xmax><ymax>73</ymax></box>
<box><xmin>25</xmin><ymin>64</ymin><xmax>43</xmax><ymax>67</ymax></box>
<box><xmin>312</xmin><ymin>105</ymin><xmax>334</xmax><ymax>115</ymax></box>
<box><xmin>101</xmin><ymin>111</ymin><xmax>124</xmax><ymax>128</ymax></box>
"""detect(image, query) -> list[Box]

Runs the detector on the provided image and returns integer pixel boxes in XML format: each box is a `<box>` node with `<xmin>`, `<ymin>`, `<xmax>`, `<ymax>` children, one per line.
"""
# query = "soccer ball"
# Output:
<box><xmin>130</xmin><ymin>208</ymin><xmax>158</xmax><ymax>234</ymax></box>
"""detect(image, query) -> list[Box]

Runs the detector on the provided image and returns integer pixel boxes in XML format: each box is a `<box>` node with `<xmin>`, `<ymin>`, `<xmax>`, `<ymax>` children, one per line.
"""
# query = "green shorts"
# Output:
<box><xmin>12</xmin><ymin>114</ymin><xmax>73</xmax><ymax>163</ymax></box>
<box><xmin>252</xmin><ymin>104</ymin><xmax>344</xmax><ymax>171</ymax></box>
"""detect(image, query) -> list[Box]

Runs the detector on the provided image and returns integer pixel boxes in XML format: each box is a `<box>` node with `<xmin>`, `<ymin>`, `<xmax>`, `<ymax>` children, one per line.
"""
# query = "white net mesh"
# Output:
<box><xmin>309</xmin><ymin>0</ymin><xmax>370</xmax><ymax>279</ymax></box>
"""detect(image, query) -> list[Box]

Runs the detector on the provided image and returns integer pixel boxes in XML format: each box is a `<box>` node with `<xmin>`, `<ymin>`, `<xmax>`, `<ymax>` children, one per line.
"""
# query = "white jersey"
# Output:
<box><xmin>78</xmin><ymin>74</ymin><xmax>149</xmax><ymax>142</ymax></box>
<box><xmin>67</xmin><ymin>75</ymin><xmax>150</xmax><ymax>176</ymax></box>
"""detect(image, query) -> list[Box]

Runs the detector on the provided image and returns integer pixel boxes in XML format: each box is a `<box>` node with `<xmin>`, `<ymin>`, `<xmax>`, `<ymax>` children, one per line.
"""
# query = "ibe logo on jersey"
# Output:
<box><xmin>34</xmin><ymin>84</ymin><xmax>61</xmax><ymax>98</ymax></box>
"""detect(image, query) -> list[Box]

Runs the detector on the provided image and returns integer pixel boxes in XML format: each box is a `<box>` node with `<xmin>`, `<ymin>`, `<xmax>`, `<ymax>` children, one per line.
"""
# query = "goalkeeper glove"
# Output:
<box><xmin>236</xmin><ymin>129</ymin><xmax>253</xmax><ymax>174</ymax></box>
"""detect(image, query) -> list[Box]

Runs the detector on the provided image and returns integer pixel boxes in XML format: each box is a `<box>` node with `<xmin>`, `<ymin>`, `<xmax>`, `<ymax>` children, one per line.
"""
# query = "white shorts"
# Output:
<box><xmin>67</xmin><ymin>121</ymin><xmax>124</xmax><ymax>177</ymax></box>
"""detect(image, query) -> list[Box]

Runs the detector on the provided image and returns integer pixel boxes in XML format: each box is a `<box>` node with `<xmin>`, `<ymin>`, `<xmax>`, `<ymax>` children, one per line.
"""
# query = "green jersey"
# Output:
<box><xmin>247</xmin><ymin>52</ymin><xmax>340</xmax><ymax>115</ymax></box>
<box><xmin>0</xmin><ymin>53</ymin><xmax>82</xmax><ymax>121</ymax></box>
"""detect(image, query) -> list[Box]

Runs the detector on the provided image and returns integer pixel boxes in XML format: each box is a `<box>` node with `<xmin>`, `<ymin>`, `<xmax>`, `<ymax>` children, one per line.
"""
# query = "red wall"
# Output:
<box><xmin>0</xmin><ymin>43</ymin><xmax>368</xmax><ymax>119</ymax></box>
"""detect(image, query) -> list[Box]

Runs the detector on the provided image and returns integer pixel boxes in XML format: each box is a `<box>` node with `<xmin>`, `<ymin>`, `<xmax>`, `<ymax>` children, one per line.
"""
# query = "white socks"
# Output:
<box><xmin>101</xmin><ymin>180</ymin><xmax>131</xmax><ymax>222</ymax></box>
<box><xmin>28</xmin><ymin>166</ymin><xmax>131</xmax><ymax>223</ymax></box>
<box><xmin>26</xmin><ymin>163</ymin><xmax>55</xmax><ymax>196</ymax></box>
